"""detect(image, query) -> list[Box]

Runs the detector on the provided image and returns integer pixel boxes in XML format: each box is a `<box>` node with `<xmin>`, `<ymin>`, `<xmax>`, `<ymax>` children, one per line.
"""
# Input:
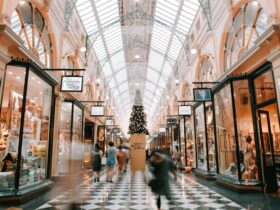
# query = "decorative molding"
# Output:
<box><xmin>267</xmin><ymin>49</ymin><xmax>280</xmax><ymax>63</ymax></box>
<box><xmin>0</xmin><ymin>50</ymin><xmax>11</xmax><ymax>64</ymax></box>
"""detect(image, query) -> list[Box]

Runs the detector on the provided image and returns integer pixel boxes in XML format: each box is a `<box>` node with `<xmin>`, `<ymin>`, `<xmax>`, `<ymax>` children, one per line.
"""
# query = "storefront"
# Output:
<box><xmin>213</xmin><ymin>63</ymin><xmax>280</xmax><ymax>192</ymax></box>
<box><xmin>83</xmin><ymin>122</ymin><xmax>95</xmax><ymax>168</ymax></box>
<box><xmin>193</xmin><ymin>102</ymin><xmax>216</xmax><ymax>175</ymax></box>
<box><xmin>0</xmin><ymin>60</ymin><xmax>57</xmax><ymax>199</ymax></box>
<box><xmin>57</xmin><ymin>99</ymin><xmax>84</xmax><ymax>175</ymax></box>
<box><xmin>179</xmin><ymin>116</ymin><xmax>195</xmax><ymax>167</ymax></box>
<box><xmin>97</xmin><ymin>125</ymin><xmax>105</xmax><ymax>153</ymax></box>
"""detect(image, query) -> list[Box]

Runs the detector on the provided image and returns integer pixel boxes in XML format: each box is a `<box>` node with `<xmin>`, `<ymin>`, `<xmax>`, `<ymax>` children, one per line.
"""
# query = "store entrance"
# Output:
<box><xmin>257</xmin><ymin>109</ymin><xmax>278</xmax><ymax>192</ymax></box>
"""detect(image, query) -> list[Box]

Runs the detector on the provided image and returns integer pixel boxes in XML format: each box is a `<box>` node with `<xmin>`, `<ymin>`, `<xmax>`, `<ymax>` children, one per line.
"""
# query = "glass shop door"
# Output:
<box><xmin>257</xmin><ymin>110</ymin><xmax>278</xmax><ymax>192</ymax></box>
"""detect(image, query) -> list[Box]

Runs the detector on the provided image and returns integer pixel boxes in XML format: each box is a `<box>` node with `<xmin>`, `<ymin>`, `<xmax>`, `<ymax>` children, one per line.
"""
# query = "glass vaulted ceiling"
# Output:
<box><xmin>75</xmin><ymin>0</ymin><xmax>200</xmax><ymax>131</ymax></box>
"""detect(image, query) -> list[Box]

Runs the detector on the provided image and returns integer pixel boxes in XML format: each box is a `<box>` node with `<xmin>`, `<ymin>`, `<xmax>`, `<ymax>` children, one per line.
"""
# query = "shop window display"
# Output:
<box><xmin>71</xmin><ymin>105</ymin><xmax>83</xmax><ymax>165</ymax></box>
<box><xmin>58</xmin><ymin>102</ymin><xmax>72</xmax><ymax>174</ymax></box>
<box><xmin>224</xmin><ymin>2</ymin><xmax>268</xmax><ymax>70</ymax></box>
<box><xmin>257</xmin><ymin>103</ymin><xmax>280</xmax><ymax>186</ymax></box>
<box><xmin>214</xmin><ymin>84</ymin><xmax>238</xmax><ymax>178</ymax></box>
<box><xmin>185</xmin><ymin>117</ymin><xmax>194</xmax><ymax>167</ymax></box>
<box><xmin>195</xmin><ymin>104</ymin><xmax>207</xmax><ymax>170</ymax></box>
<box><xmin>205</xmin><ymin>102</ymin><xmax>216</xmax><ymax>172</ymax></box>
<box><xmin>57</xmin><ymin>102</ymin><xmax>84</xmax><ymax>174</ymax></box>
<box><xmin>0</xmin><ymin>64</ymin><xmax>54</xmax><ymax>190</ymax></box>
<box><xmin>0</xmin><ymin>66</ymin><xmax>25</xmax><ymax>189</ymax></box>
<box><xmin>233</xmin><ymin>80</ymin><xmax>258</xmax><ymax>181</ymax></box>
<box><xmin>254</xmin><ymin>71</ymin><xmax>276</xmax><ymax>105</ymax></box>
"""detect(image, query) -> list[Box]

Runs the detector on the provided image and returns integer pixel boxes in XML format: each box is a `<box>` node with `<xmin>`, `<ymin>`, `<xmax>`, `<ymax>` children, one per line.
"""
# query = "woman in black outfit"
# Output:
<box><xmin>149</xmin><ymin>151</ymin><xmax>176</xmax><ymax>210</ymax></box>
<box><xmin>92</xmin><ymin>143</ymin><xmax>102</xmax><ymax>182</ymax></box>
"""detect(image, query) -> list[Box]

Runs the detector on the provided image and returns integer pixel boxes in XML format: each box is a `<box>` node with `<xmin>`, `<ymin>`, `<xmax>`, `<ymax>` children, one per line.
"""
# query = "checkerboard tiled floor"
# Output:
<box><xmin>37</xmin><ymin>170</ymin><xmax>245</xmax><ymax>210</ymax></box>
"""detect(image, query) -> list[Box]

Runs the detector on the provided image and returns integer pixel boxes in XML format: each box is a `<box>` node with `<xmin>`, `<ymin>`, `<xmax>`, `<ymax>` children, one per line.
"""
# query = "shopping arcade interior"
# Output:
<box><xmin>0</xmin><ymin>0</ymin><xmax>280</xmax><ymax>207</ymax></box>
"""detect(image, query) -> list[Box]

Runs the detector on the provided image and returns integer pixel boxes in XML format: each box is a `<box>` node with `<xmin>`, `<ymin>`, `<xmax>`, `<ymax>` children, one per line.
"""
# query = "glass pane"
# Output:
<box><xmin>20</xmin><ymin>70</ymin><xmax>52</xmax><ymax>187</ymax></box>
<box><xmin>58</xmin><ymin>102</ymin><xmax>72</xmax><ymax>174</ymax></box>
<box><xmin>195</xmin><ymin>104</ymin><xmax>207</xmax><ymax>170</ymax></box>
<box><xmin>257</xmin><ymin>104</ymin><xmax>280</xmax><ymax>186</ymax></box>
<box><xmin>0</xmin><ymin>66</ymin><xmax>26</xmax><ymax>189</ymax></box>
<box><xmin>254</xmin><ymin>70</ymin><xmax>276</xmax><ymax>104</ymax></box>
<box><xmin>71</xmin><ymin>105</ymin><xmax>83</xmax><ymax>172</ymax></box>
<box><xmin>214</xmin><ymin>84</ymin><xmax>238</xmax><ymax>178</ymax></box>
<box><xmin>233</xmin><ymin>80</ymin><xmax>258</xmax><ymax>181</ymax></box>
<box><xmin>205</xmin><ymin>102</ymin><xmax>216</xmax><ymax>173</ymax></box>
<box><xmin>186</xmin><ymin>117</ymin><xmax>194</xmax><ymax>167</ymax></box>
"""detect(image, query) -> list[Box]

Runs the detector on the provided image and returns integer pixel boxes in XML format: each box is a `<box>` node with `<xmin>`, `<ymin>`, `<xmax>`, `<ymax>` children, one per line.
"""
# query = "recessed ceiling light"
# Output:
<box><xmin>166</xmin><ymin>95</ymin><xmax>170</xmax><ymax>99</ymax></box>
<box><xmin>79</xmin><ymin>47</ymin><xmax>86</xmax><ymax>52</ymax></box>
<box><xmin>134</xmin><ymin>54</ymin><xmax>140</xmax><ymax>59</ymax></box>
<box><xmin>191</xmin><ymin>48</ymin><xmax>197</xmax><ymax>54</ymax></box>
<box><xmin>16</xmin><ymin>76</ymin><xmax>20</xmax><ymax>80</ymax></box>
<box><xmin>252</xmin><ymin>1</ymin><xmax>259</xmax><ymax>6</ymax></box>
<box><xmin>19</xmin><ymin>1</ymin><xmax>26</xmax><ymax>5</ymax></box>
<box><xmin>8</xmin><ymin>71</ymin><xmax>13</xmax><ymax>75</ymax></box>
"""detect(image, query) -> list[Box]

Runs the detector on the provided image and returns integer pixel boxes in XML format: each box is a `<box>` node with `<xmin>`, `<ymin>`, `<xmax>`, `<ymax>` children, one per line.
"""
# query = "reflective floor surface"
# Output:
<box><xmin>36</xmin><ymin>171</ymin><xmax>244</xmax><ymax>210</ymax></box>
<box><xmin>2</xmin><ymin>169</ymin><xmax>280</xmax><ymax>210</ymax></box>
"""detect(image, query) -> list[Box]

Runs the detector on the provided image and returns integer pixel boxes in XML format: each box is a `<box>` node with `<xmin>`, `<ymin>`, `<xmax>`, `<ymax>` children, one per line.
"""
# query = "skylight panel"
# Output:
<box><xmin>155</xmin><ymin>89</ymin><xmax>162</xmax><ymax>96</ymax></box>
<box><xmin>157</xmin><ymin>0</ymin><xmax>179</xmax><ymax>12</ymax></box>
<box><xmin>145</xmin><ymin>81</ymin><xmax>156</xmax><ymax>92</ymax></box>
<box><xmin>109</xmin><ymin>80</ymin><xmax>116</xmax><ymax>89</ymax></box>
<box><xmin>147</xmin><ymin>69</ymin><xmax>159</xmax><ymax>83</ymax></box>
<box><xmin>115</xmin><ymin>69</ymin><xmax>127</xmax><ymax>84</ymax></box>
<box><xmin>103</xmin><ymin>63</ymin><xmax>113</xmax><ymax>77</ymax></box>
<box><xmin>76</xmin><ymin>0</ymin><xmax>88</xmax><ymax>6</ymax></box>
<box><xmin>162</xmin><ymin>63</ymin><xmax>173</xmax><ymax>76</ymax></box>
<box><xmin>144</xmin><ymin>90</ymin><xmax>154</xmax><ymax>100</ymax></box>
<box><xmin>158</xmin><ymin>77</ymin><xmax>166</xmax><ymax>88</ymax></box>
<box><xmin>118</xmin><ymin>82</ymin><xmax>128</xmax><ymax>93</ymax></box>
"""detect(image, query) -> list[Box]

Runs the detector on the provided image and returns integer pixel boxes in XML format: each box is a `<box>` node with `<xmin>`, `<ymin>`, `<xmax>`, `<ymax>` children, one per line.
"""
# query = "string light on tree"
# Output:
<box><xmin>128</xmin><ymin>89</ymin><xmax>149</xmax><ymax>135</ymax></box>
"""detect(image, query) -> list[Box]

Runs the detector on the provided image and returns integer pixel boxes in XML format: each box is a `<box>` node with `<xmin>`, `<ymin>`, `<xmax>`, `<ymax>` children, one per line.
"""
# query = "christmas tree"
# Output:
<box><xmin>128</xmin><ymin>89</ymin><xmax>149</xmax><ymax>135</ymax></box>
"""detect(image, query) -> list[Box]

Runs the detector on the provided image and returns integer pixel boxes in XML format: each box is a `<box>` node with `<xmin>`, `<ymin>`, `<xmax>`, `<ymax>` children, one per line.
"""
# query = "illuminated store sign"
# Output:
<box><xmin>178</xmin><ymin>105</ymin><xmax>192</xmax><ymax>116</ymax></box>
<box><xmin>91</xmin><ymin>106</ymin><xmax>104</xmax><ymax>116</ymax></box>
<box><xmin>61</xmin><ymin>76</ymin><xmax>83</xmax><ymax>92</ymax></box>
<box><xmin>193</xmin><ymin>88</ymin><xmax>212</xmax><ymax>101</ymax></box>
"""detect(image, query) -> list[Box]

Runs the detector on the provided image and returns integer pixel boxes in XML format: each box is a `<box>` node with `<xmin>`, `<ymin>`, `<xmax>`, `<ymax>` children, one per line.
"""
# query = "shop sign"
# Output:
<box><xmin>159</xmin><ymin>127</ymin><xmax>166</xmax><ymax>133</ymax></box>
<box><xmin>193</xmin><ymin>88</ymin><xmax>212</xmax><ymax>101</ymax></box>
<box><xmin>113</xmin><ymin>128</ymin><xmax>120</xmax><ymax>134</ymax></box>
<box><xmin>61</xmin><ymin>76</ymin><xmax>83</xmax><ymax>92</ymax></box>
<box><xmin>90</xmin><ymin>106</ymin><xmax>104</xmax><ymax>116</ymax></box>
<box><xmin>178</xmin><ymin>105</ymin><xmax>192</xmax><ymax>116</ymax></box>
<box><xmin>105</xmin><ymin>119</ymin><xmax>114</xmax><ymax>126</ymax></box>
<box><xmin>166</xmin><ymin>118</ymin><xmax>177</xmax><ymax>126</ymax></box>
<box><xmin>153</xmin><ymin>133</ymin><xmax>159</xmax><ymax>138</ymax></box>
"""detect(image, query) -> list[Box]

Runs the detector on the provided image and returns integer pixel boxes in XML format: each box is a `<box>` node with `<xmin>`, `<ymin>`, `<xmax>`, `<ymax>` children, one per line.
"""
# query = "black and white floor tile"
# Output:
<box><xmin>37</xmin><ymin>170</ymin><xmax>245</xmax><ymax>210</ymax></box>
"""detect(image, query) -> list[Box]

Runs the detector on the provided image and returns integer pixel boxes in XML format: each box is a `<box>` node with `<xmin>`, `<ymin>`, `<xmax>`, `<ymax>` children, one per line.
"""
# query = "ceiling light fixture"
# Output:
<box><xmin>166</xmin><ymin>95</ymin><xmax>170</xmax><ymax>99</ymax></box>
<box><xmin>191</xmin><ymin>48</ymin><xmax>197</xmax><ymax>54</ymax></box>
<box><xmin>79</xmin><ymin>47</ymin><xmax>86</xmax><ymax>52</ymax></box>
<box><xmin>134</xmin><ymin>54</ymin><xmax>140</xmax><ymax>59</ymax></box>
<box><xmin>175</xmin><ymin>79</ymin><xmax>179</xmax><ymax>85</ymax></box>
<box><xmin>19</xmin><ymin>1</ymin><xmax>26</xmax><ymax>5</ymax></box>
<box><xmin>252</xmin><ymin>1</ymin><xmax>259</xmax><ymax>6</ymax></box>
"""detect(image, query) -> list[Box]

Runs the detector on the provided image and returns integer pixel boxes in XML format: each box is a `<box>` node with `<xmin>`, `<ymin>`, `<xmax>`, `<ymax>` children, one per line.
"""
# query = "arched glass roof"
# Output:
<box><xmin>75</xmin><ymin>0</ymin><xmax>200</xmax><ymax>130</ymax></box>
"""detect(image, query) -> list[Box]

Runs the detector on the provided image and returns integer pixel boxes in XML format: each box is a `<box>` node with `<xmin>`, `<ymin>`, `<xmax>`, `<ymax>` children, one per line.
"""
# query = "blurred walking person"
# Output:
<box><xmin>116</xmin><ymin>145</ymin><xmax>127</xmax><ymax>178</ymax></box>
<box><xmin>92</xmin><ymin>143</ymin><xmax>102</xmax><ymax>182</ymax></box>
<box><xmin>148</xmin><ymin>150</ymin><xmax>176</xmax><ymax>210</ymax></box>
<box><xmin>106</xmin><ymin>141</ymin><xmax>116</xmax><ymax>182</ymax></box>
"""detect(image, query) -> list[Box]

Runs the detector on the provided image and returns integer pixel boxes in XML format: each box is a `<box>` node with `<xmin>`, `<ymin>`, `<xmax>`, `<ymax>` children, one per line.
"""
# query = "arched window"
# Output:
<box><xmin>197</xmin><ymin>55</ymin><xmax>213</xmax><ymax>82</ymax></box>
<box><xmin>11</xmin><ymin>2</ymin><xmax>52</xmax><ymax>67</ymax></box>
<box><xmin>224</xmin><ymin>1</ymin><xmax>268</xmax><ymax>71</ymax></box>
